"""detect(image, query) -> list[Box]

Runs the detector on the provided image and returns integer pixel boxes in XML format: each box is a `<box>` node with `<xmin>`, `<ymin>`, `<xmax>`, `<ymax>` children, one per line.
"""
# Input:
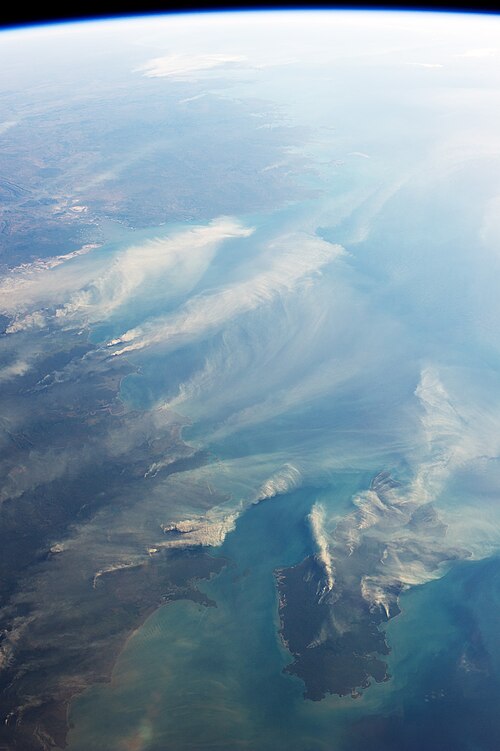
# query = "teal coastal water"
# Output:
<box><xmin>345</xmin><ymin>558</ymin><xmax>500</xmax><ymax>751</ymax></box>
<box><xmin>67</xmin><ymin>483</ymin><xmax>500</xmax><ymax>751</ymax></box>
<box><xmin>67</xmin><ymin>475</ymin><xmax>368</xmax><ymax>751</ymax></box>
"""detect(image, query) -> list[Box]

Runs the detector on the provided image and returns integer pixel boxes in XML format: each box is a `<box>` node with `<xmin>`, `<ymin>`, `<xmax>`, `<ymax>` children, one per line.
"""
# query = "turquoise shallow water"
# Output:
<box><xmin>61</xmin><ymin>166</ymin><xmax>500</xmax><ymax>751</ymax></box>
<box><xmin>57</xmin><ymin>32</ymin><xmax>500</xmax><ymax>749</ymax></box>
<box><xmin>329</xmin><ymin>558</ymin><xmax>500</xmax><ymax>751</ymax></box>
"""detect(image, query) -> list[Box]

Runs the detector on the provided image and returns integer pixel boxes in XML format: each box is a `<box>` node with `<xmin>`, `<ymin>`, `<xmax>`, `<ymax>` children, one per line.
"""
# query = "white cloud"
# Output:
<box><xmin>137</xmin><ymin>53</ymin><xmax>247</xmax><ymax>79</ymax></box>
<box><xmin>158</xmin><ymin>507</ymin><xmax>240</xmax><ymax>548</ymax></box>
<box><xmin>0</xmin><ymin>218</ymin><xmax>252</xmax><ymax>335</ymax></box>
<box><xmin>457</xmin><ymin>48</ymin><xmax>499</xmax><ymax>59</ymax></box>
<box><xmin>309</xmin><ymin>502</ymin><xmax>335</xmax><ymax>593</ymax></box>
<box><xmin>255</xmin><ymin>463</ymin><xmax>302</xmax><ymax>501</ymax></box>
<box><xmin>0</xmin><ymin>358</ymin><xmax>30</xmax><ymax>382</ymax></box>
<box><xmin>0</xmin><ymin>244</ymin><xmax>103</xmax><ymax>323</ymax></box>
<box><xmin>56</xmin><ymin>217</ymin><xmax>253</xmax><ymax>324</ymax></box>
<box><xmin>0</xmin><ymin>120</ymin><xmax>18</xmax><ymax>136</ymax></box>
<box><xmin>109</xmin><ymin>233</ymin><xmax>344</xmax><ymax>356</ymax></box>
<box><xmin>6</xmin><ymin>311</ymin><xmax>47</xmax><ymax>334</ymax></box>
<box><xmin>299</xmin><ymin>366</ymin><xmax>500</xmax><ymax>620</ymax></box>
<box><xmin>347</xmin><ymin>151</ymin><xmax>371</xmax><ymax>159</ymax></box>
<box><xmin>405</xmin><ymin>62</ymin><xmax>443</xmax><ymax>69</ymax></box>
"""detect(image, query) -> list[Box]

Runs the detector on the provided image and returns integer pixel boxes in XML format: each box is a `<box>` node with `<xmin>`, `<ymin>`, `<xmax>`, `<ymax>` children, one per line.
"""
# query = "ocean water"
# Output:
<box><xmin>3</xmin><ymin>13</ymin><xmax>500</xmax><ymax>751</ymax></box>
<box><xmin>346</xmin><ymin>558</ymin><xmax>500</xmax><ymax>751</ymax></box>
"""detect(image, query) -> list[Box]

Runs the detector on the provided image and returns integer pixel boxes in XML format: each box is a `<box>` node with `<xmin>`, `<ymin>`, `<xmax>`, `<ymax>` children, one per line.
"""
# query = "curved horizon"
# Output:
<box><xmin>2</xmin><ymin>4</ymin><xmax>500</xmax><ymax>34</ymax></box>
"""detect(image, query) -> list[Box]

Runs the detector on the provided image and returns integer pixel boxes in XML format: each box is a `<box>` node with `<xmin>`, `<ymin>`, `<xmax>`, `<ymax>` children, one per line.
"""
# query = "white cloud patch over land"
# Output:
<box><xmin>0</xmin><ymin>358</ymin><xmax>30</xmax><ymax>382</ymax></box>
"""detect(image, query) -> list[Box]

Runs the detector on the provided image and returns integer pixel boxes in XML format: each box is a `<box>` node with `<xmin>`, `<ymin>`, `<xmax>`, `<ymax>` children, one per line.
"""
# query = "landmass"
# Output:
<box><xmin>0</xmin><ymin>333</ymin><xmax>227</xmax><ymax>751</ymax></box>
<box><xmin>0</xmin><ymin>48</ymin><xmax>315</xmax><ymax>749</ymax></box>
<box><xmin>0</xmin><ymin>548</ymin><xmax>227</xmax><ymax>751</ymax></box>
<box><xmin>0</xmin><ymin>69</ymin><xmax>308</xmax><ymax>269</ymax></box>
<box><xmin>275</xmin><ymin>471</ymin><xmax>464</xmax><ymax>702</ymax></box>
<box><xmin>275</xmin><ymin>555</ymin><xmax>392</xmax><ymax>701</ymax></box>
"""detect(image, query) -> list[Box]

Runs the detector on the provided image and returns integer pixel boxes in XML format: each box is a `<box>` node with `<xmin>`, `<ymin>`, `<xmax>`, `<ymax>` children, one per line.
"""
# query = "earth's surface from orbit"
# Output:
<box><xmin>1</xmin><ymin>10</ymin><xmax>500</xmax><ymax>751</ymax></box>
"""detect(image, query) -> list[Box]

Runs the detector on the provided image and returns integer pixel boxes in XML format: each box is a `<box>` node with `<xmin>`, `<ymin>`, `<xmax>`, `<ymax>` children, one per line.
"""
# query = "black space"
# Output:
<box><xmin>1</xmin><ymin>1</ymin><xmax>499</xmax><ymax>34</ymax></box>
